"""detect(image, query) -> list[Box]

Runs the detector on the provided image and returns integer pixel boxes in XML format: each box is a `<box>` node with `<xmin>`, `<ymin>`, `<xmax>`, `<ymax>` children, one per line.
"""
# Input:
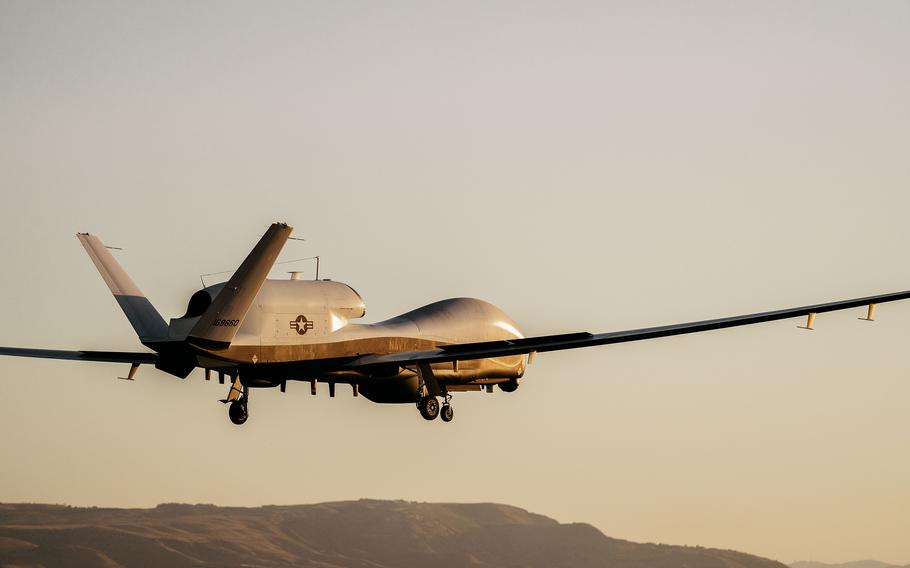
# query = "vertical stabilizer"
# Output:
<box><xmin>189</xmin><ymin>223</ymin><xmax>293</xmax><ymax>347</ymax></box>
<box><xmin>77</xmin><ymin>233</ymin><xmax>168</xmax><ymax>342</ymax></box>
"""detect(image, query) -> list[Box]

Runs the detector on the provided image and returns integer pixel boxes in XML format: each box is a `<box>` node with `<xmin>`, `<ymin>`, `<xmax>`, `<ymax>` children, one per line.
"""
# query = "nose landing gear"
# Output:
<box><xmin>228</xmin><ymin>398</ymin><xmax>248</xmax><ymax>425</ymax></box>
<box><xmin>221</xmin><ymin>373</ymin><xmax>249</xmax><ymax>425</ymax></box>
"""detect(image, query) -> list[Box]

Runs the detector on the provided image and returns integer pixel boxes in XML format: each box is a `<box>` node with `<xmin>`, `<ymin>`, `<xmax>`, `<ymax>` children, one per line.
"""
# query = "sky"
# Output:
<box><xmin>1</xmin><ymin>0</ymin><xmax>909</xmax><ymax>564</ymax></box>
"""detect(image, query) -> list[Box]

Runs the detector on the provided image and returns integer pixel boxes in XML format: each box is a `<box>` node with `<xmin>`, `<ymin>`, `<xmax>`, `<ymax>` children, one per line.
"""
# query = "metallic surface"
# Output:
<box><xmin>0</xmin><ymin>347</ymin><xmax>158</xmax><ymax>364</ymax></box>
<box><xmin>189</xmin><ymin>223</ymin><xmax>293</xmax><ymax>346</ymax></box>
<box><xmin>344</xmin><ymin>290</ymin><xmax>910</xmax><ymax>367</ymax></box>
<box><xmin>4</xmin><ymin>222</ymin><xmax>910</xmax><ymax>413</ymax></box>
<box><xmin>187</xmin><ymin>292</ymin><xmax>528</xmax><ymax>402</ymax></box>
<box><xmin>77</xmin><ymin>233</ymin><xmax>168</xmax><ymax>341</ymax></box>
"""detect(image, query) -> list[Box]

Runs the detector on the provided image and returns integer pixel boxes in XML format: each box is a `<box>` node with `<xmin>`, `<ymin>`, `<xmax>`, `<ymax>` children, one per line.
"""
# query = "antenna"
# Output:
<box><xmin>199</xmin><ymin>268</ymin><xmax>236</xmax><ymax>288</ymax></box>
<box><xmin>277</xmin><ymin>256</ymin><xmax>320</xmax><ymax>280</ymax></box>
<box><xmin>197</xmin><ymin>231</ymin><xmax>320</xmax><ymax>287</ymax></box>
<box><xmin>200</xmin><ymin>256</ymin><xmax>321</xmax><ymax>287</ymax></box>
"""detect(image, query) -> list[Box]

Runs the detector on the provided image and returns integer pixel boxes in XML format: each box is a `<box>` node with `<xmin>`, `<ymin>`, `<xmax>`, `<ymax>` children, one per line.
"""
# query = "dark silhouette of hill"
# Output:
<box><xmin>792</xmin><ymin>562</ymin><xmax>910</xmax><ymax>568</ymax></box>
<box><xmin>0</xmin><ymin>499</ymin><xmax>787</xmax><ymax>568</ymax></box>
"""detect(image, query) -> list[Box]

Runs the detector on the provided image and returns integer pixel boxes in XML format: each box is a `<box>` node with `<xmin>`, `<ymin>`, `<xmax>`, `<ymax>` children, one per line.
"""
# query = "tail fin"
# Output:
<box><xmin>189</xmin><ymin>222</ymin><xmax>293</xmax><ymax>347</ymax></box>
<box><xmin>77</xmin><ymin>233</ymin><xmax>169</xmax><ymax>342</ymax></box>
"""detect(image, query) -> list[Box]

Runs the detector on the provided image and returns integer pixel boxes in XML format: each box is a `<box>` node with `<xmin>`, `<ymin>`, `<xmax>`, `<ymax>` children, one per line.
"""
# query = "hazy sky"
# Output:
<box><xmin>1</xmin><ymin>1</ymin><xmax>909</xmax><ymax>564</ymax></box>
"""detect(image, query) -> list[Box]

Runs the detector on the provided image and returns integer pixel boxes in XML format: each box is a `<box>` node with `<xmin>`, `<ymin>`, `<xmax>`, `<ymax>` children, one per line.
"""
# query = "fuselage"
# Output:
<box><xmin>163</xmin><ymin>278</ymin><xmax>527</xmax><ymax>403</ymax></box>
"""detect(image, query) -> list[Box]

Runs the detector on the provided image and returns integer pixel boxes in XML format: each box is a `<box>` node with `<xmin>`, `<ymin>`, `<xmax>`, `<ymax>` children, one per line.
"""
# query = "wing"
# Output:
<box><xmin>346</xmin><ymin>289</ymin><xmax>910</xmax><ymax>368</ymax></box>
<box><xmin>0</xmin><ymin>347</ymin><xmax>157</xmax><ymax>364</ymax></box>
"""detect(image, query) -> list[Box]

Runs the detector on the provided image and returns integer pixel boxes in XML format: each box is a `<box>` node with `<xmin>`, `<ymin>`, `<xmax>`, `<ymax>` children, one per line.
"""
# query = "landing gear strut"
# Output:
<box><xmin>440</xmin><ymin>392</ymin><xmax>454</xmax><ymax>422</ymax></box>
<box><xmin>222</xmin><ymin>374</ymin><xmax>249</xmax><ymax>425</ymax></box>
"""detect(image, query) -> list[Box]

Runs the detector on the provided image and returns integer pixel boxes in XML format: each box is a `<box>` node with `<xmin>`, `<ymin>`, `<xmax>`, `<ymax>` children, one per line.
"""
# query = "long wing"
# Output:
<box><xmin>0</xmin><ymin>347</ymin><xmax>157</xmax><ymax>364</ymax></box>
<box><xmin>346</xmin><ymin>289</ymin><xmax>910</xmax><ymax>368</ymax></box>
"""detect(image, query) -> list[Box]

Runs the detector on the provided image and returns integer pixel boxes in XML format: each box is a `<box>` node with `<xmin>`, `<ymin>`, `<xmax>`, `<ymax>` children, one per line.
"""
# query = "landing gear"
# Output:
<box><xmin>418</xmin><ymin>396</ymin><xmax>440</xmax><ymax>420</ymax></box>
<box><xmin>228</xmin><ymin>398</ymin><xmax>248</xmax><ymax>425</ymax></box>
<box><xmin>222</xmin><ymin>373</ymin><xmax>249</xmax><ymax>425</ymax></box>
<box><xmin>415</xmin><ymin>364</ymin><xmax>454</xmax><ymax>423</ymax></box>
<box><xmin>417</xmin><ymin>394</ymin><xmax>455</xmax><ymax>423</ymax></box>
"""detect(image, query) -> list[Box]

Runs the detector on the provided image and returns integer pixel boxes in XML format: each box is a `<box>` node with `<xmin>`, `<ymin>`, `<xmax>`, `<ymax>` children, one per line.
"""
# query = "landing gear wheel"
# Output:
<box><xmin>418</xmin><ymin>396</ymin><xmax>440</xmax><ymax>421</ymax></box>
<box><xmin>440</xmin><ymin>404</ymin><xmax>454</xmax><ymax>423</ymax></box>
<box><xmin>229</xmin><ymin>400</ymin><xmax>248</xmax><ymax>425</ymax></box>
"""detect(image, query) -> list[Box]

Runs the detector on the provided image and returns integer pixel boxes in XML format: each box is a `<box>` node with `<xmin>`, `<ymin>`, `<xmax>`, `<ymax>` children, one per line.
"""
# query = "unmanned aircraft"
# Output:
<box><xmin>1</xmin><ymin>223</ymin><xmax>907</xmax><ymax>425</ymax></box>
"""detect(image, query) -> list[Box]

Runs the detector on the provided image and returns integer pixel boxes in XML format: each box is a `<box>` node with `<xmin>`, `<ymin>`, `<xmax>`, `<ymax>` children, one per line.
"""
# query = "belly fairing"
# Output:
<box><xmin>358</xmin><ymin>374</ymin><xmax>421</xmax><ymax>404</ymax></box>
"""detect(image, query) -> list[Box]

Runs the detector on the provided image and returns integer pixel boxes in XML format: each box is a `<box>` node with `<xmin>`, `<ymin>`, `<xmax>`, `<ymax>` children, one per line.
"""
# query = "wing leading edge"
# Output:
<box><xmin>345</xmin><ymin>289</ymin><xmax>910</xmax><ymax>368</ymax></box>
<box><xmin>3</xmin><ymin>290</ymin><xmax>907</xmax><ymax>373</ymax></box>
<box><xmin>0</xmin><ymin>347</ymin><xmax>157</xmax><ymax>364</ymax></box>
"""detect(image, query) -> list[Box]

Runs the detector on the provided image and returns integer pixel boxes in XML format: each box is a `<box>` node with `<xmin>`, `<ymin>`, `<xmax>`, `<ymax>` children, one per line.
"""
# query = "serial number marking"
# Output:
<box><xmin>213</xmin><ymin>319</ymin><xmax>240</xmax><ymax>327</ymax></box>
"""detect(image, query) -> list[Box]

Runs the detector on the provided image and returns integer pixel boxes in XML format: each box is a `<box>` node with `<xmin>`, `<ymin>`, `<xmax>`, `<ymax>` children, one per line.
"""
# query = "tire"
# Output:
<box><xmin>229</xmin><ymin>401</ymin><xmax>248</xmax><ymax>425</ymax></box>
<box><xmin>418</xmin><ymin>397</ymin><xmax>440</xmax><ymax>420</ymax></box>
<box><xmin>440</xmin><ymin>404</ymin><xmax>454</xmax><ymax>423</ymax></box>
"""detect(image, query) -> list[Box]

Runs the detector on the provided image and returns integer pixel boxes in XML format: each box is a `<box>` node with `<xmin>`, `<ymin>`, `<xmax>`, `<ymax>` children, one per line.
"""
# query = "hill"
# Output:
<box><xmin>792</xmin><ymin>562</ymin><xmax>909</xmax><ymax>568</ymax></box>
<box><xmin>0</xmin><ymin>499</ymin><xmax>788</xmax><ymax>568</ymax></box>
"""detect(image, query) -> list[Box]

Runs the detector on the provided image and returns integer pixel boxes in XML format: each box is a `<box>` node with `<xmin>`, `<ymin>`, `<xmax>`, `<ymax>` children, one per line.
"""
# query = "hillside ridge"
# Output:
<box><xmin>0</xmin><ymin>499</ymin><xmax>788</xmax><ymax>568</ymax></box>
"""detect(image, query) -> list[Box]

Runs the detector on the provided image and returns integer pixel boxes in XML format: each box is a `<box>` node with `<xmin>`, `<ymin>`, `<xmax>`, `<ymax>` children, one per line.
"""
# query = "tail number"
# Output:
<box><xmin>213</xmin><ymin>319</ymin><xmax>240</xmax><ymax>327</ymax></box>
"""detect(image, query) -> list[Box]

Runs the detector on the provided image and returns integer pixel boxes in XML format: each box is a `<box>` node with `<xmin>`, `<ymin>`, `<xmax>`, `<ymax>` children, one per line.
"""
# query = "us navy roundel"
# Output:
<box><xmin>290</xmin><ymin>315</ymin><xmax>314</xmax><ymax>335</ymax></box>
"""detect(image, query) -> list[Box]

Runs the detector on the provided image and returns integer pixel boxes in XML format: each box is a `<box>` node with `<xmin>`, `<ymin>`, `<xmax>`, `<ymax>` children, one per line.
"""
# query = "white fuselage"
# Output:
<box><xmin>168</xmin><ymin>279</ymin><xmax>528</xmax><ymax>402</ymax></box>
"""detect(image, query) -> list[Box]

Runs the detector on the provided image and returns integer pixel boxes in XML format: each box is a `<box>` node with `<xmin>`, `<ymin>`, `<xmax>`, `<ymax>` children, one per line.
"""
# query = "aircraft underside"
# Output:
<box><xmin>173</xmin><ymin>285</ymin><xmax>530</xmax><ymax>425</ymax></box>
<box><xmin>196</xmin><ymin>344</ymin><xmax>526</xmax><ymax>425</ymax></box>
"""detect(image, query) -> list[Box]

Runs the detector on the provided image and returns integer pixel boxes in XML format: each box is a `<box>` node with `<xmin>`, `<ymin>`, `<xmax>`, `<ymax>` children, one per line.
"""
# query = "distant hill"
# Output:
<box><xmin>792</xmin><ymin>562</ymin><xmax>909</xmax><ymax>568</ymax></box>
<box><xmin>0</xmin><ymin>499</ymin><xmax>787</xmax><ymax>568</ymax></box>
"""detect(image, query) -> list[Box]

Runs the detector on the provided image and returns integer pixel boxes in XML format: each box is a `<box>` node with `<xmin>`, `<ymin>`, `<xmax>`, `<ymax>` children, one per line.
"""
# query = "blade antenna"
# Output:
<box><xmin>276</xmin><ymin>255</ymin><xmax>320</xmax><ymax>280</ymax></box>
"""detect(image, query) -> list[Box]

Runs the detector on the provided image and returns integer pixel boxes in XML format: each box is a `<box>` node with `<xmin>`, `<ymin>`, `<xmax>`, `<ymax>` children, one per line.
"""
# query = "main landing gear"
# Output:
<box><xmin>417</xmin><ymin>394</ymin><xmax>454</xmax><ymax>423</ymax></box>
<box><xmin>418</xmin><ymin>396</ymin><xmax>440</xmax><ymax>420</ymax></box>
<box><xmin>440</xmin><ymin>402</ymin><xmax>454</xmax><ymax>422</ymax></box>
<box><xmin>415</xmin><ymin>363</ymin><xmax>455</xmax><ymax>423</ymax></box>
